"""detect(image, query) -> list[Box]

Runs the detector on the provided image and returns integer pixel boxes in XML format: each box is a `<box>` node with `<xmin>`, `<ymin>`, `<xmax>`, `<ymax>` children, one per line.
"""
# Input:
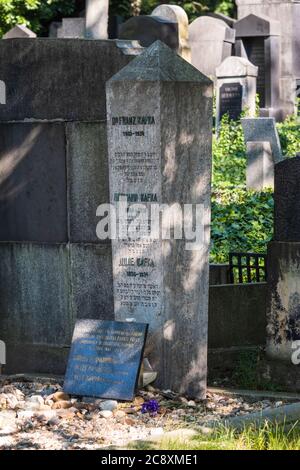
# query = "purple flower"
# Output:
<box><xmin>141</xmin><ymin>399</ymin><xmax>160</xmax><ymax>415</ymax></box>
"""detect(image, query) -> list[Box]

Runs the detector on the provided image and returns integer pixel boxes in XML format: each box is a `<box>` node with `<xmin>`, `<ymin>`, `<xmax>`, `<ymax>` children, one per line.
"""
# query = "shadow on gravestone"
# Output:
<box><xmin>106</xmin><ymin>41</ymin><xmax>213</xmax><ymax>399</ymax></box>
<box><xmin>151</xmin><ymin>4</ymin><xmax>191</xmax><ymax>61</ymax></box>
<box><xmin>118</xmin><ymin>15</ymin><xmax>179</xmax><ymax>52</ymax></box>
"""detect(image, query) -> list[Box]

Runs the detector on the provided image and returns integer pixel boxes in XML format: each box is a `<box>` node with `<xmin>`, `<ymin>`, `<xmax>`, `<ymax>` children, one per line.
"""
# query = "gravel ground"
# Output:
<box><xmin>0</xmin><ymin>376</ymin><xmax>289</xmax><ymax>450</ymax></box>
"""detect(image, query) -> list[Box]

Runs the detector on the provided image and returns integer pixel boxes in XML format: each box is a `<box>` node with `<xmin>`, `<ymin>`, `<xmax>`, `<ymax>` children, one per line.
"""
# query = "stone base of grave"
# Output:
<box><xmin>257</xmin><ymin>356</ymin><xmax>300</xmax><ymax>393</ymax></box>
<box><xmin>266</xmin><ymin>241</ymin><xmax>300</xmax><ymax>363</ymax></box>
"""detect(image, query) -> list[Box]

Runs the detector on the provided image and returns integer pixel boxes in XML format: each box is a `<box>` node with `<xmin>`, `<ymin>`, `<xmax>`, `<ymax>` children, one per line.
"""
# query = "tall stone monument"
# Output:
<box><xmin>216</xmin><ymin>56</ymin><xmax>258</xmax><ymax>125</ymax></box>
<box><xmin>106</xmin><ymin>41</ymin><xmax>213</xmax><ymax>398</ymax></box>
<box><xmin>235</xmin><ymin>0</ymin><xmax>300</xmax><ymax>119</ymax></box>
<box><xmin>189</xmin><ymin>16</ymin><xmax>235</xmax><ymax>80</ymax></box>
<box><xmin>85</xmin><ymin>0</ymin><xmax>109</xmax><ymax>39</ymax></box>
<box><xmin>266</xmin><ymin>156</ymin><xmax>300</xmax><ymax>362</ymax></box>
<box><xmin>151</xmin><ymin>4</ymin><xmax>191</xmax><ymax>62</ymax></box>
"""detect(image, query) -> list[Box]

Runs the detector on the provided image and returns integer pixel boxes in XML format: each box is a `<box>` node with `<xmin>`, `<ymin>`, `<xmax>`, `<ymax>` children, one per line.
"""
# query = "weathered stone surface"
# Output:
<box><xmin>69</xmin><ymin>244</ymin><xmax>114</xmax><ymax>321</ymax></box>
<box><xmin>207</xmin><ymin>12</ymin><xmax>236</xmax><ymax>28</ymax></box>
<box><xmin>234</xmin><ymin>12</ymin><xmax>280</xmax><ymax>37</ymax></box>
<box><xmin>266</xmin><ymin>241</ymin><xmax>300</xmax><ymax>361</ymax></box>
<box><xmin>0</xmin><ymin>123</ymin><xmax>67</xmax><ymax>242</ymax></box>
<box><xmin>0</xmin><ymin>243</ymin><xmax>71</xmax><ymax>347</ymax></box>
<box><xmin>234</xmin><ymin>9</ymin><xmax>287</xmax><ymax>118</ymax></box>
<box><xmin>119</xmin><ymin>15</ymin><xmax>179</xmax><ymax>52</ymax></box>
<box><xmin>0</xmin><ymin>241</ymin><xmax>114</xmax><ymax>374</ymax></box>
<box><xmin>67</xmin><ymin>122</ymin><xmax>109</xmax><ymax>242</ymax></box>
<box><xmin>274</xmin><ymin>156</ymin><xmax>300</xmax><ymax>242</ymax></box>
<box><xmin>0</xmin><ymin>39</ymin><xmax>134</xmax><ymax>121</ymax></box>
<box><xmin>209</xmin><ymin>264</ymin><xmax>230</xmax><ymax>285</ymax></box>
<box><xmin>107</xmin><ymin>41</ymin><xmax>213</xmax><ymax>398</ymax></box>
<box><xmin>3</xmin><ymin>25</ymin><xmax>36</xmax><ymax>39</ymax></box>
<box><xmin>61</xmin><ymin>18</ymin><xmax>85</xmax><ymax>38</ymax></box>
<box><xmin>241</xmin><ymin>118</ymin><xmax>282</xmax><ymax>162</ymax></box>
<box><xmin>209</xmin><ymin>283</ymin><xmax>267</xmax><ymax>349</ymax></box>
<box><xmin>189</xmin><ymin>16</ymin><xmax>235</xmax><ymax>80</ymax></box>
<box><xmin>151</xmin><ymin>4</ymin><xmax>191</xmax><ymax>61</ymax></box>
<box><xmin>246</xmin><ymin>141</ymin><xmax>274</xmax><ymax>190</ymax></box>
<box><xmin>4</xmin><ymin>343</ymin><xmax>69</xmax><ymax>375</ymax></box>
<box><xmin>86</xmin><ymin>0</ymin><xmax>109</xmax><ymax>39</ymax></box>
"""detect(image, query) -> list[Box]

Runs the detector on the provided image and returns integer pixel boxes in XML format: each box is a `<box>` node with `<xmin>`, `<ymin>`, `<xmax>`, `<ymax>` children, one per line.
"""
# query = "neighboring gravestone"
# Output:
<box><xmin>85</xmin><ymin>0</ymin><xmax>109</xmax><ymax>39</ymax></box>
<box><xmin>241</xmin><ymin>118</ymin><xmax>282</xmax><ymax>162</ymax></box>
<box><xmin>246</xmin><ymin>141</ymin><xmax>274</xmax><ymax>190</ymax></box>
<box><xmin>151</xmin><ymin>4</ymin><xmax>191</xmax><ymax>61</ymax></box>
<box><xmin>234</xmin><ymin>13</ymin><xmax>281</xmax><ymax>119</ymax></box>
<box><xmin>3</xmin><ymin>24</ymin><xmax>36</xmax><ymax>39</ymax></box>
<box><xmin>49</xmin><ymin>21</ymin><xmax>62</xmax><ymax>38</ymax></box>
<box><xmin>242</xmin><ymin>117</ymin><xmax>283</xmax><ymax>190</ymax></box>
<box><xmin>236</xmin><ymin>0</ymin><xmax>300</xmax><ymax>119</ymax></box>
<box><xmin>106</xmin><ymin>41</ymin><xmax>213</xmax><ymax>398</ymax></box>
<box><xmin>216</xmin><ymin>56</ymin><xmax>258</xmax><ymax>125</ymax></box>
<box><xmin>274</xmin><ymin>156</ymin><xmax>300</xmax><ymax>242</ymax></box>
<box><xmin>189</xmin><ymin>16</ymin><xmax>235</xmax><ymax>80</ymax></box>
<box><xmin>266</xmin><ymin>157</ymin><xmax>300</xmax><ymax>362</ymax></box>
<box><xmin>118</xmin><ymin>16</ymin><xmax>179</xmax><ymax>53</ymax></box>
<box><xmin>61</xmin><ymin>18</ymin><xmax>85</xmax><ymax>38</ymax></box>
<box><xmin>64</xmin><ymin>320</ymin><xmax>148</xmax><ymax>400</ymax></box>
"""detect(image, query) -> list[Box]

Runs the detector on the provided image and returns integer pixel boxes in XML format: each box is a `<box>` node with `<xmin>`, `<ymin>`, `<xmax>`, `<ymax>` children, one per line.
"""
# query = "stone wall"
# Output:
<box><xmin>0</xmin><ymin>38</ymin><xmax>139</xmax><ymax>373</ymax></box>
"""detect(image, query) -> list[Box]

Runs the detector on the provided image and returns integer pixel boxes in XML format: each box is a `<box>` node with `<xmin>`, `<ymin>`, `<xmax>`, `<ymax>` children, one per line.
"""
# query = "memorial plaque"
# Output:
<box><xmin>64</xmin><ymin>320</ymin><xmax>148</xmax><ymax>400</ymax></box>
<box><xmin>244</xmin><ymin>38</ymin><xmax>265</xmax><ymax>107</ymax></box>
<box><xmin>219</xmin><ymin>82</ymin><xmax>243</xmax><ymax>120</ymax></box>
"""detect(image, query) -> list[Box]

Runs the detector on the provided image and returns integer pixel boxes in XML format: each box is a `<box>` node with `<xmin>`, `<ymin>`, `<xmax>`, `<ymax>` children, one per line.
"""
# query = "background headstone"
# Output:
<box><xmin>118</xmin><ymin>15</ymin><xmax>179</xmax><ymax>53</ymax></box>
<box><xmin>236</xmin><ymin>0</ymin><xmax>300</xmax><ymax>119</ymax></box>
<box><xmin>189</xmin><ymin>16</ymin><xmax>235</xmax><ymax>80</ymax></box>
<box><xmin>246</xmin><ymin>141</ymin><xmax>274</xmax><ymax>190</ymax></box>
<box><xmin>274</xmin><ymin>156</ymin><xmax>300</xmax><ymax>242</ymax></box>
<box><xmin>3</xmin><ymin>24</ymin><xmax>36</xmax><ymax>39</ymax></box>
<box><xmin>216</xmin><ymin>56</ymin><xmax>258</xmax><ymax>125</ymax></box>
<box><xmin>85</xmin><ymin>0</ymin><xmax>109</xmax><ymax>39</ymax></box>
<box><xmin>234</xmin><ymin>13</ymin><xmax>281</xmax><ymax>119</ymax></box>
<box><xmin>266</xmin><ymin>157</ymin><xmax>300</xmax><ymax>362</ymax></box>
<box><xmin>106</xmin><ymin>41</ymin><xmax>213</xmax><ymax>398</ymax></box>
<box><xmin>241</xmin><ymin>117</ymin><xmax>282</xmax><ymax>163</ymax></box>
<box><xmin>61</xmin><ymin>18</ymin><xmax>85</xmax><ymax>38</ymax></box>
<box><xmin>151</xmin><ymin>4</ymin><xmax>191</xmax><ymax>61</ymax></box>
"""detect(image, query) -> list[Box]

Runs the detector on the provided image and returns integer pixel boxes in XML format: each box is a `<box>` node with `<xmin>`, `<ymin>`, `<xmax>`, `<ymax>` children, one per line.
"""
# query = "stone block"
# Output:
<box><xmin>0</xmin><ymin>122</ymin><xmax>67</xmax><ymax>242</ymax></box>
<box><xmin>66</xmin><ymin>122</ymin><xmax>109</xmax><ymax>242</ymax></box>
<box><xmin>0</xmin><ymin>39</ymin><xmax>134</xmax><ymax>121</ymax></box>
<box><xmin>246</xmin><ymin>141</ymin><xmax>274</xmax><ymax>190</ymax></box>
<box><xmin>70</xmin><ymin>243</ymin><xmax>114</xmax><ymax>321</ymax></box>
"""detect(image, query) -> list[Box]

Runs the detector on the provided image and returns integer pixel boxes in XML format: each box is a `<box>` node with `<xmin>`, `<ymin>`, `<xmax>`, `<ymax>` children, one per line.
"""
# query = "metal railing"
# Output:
<box><xmin>229</xmin><ymin>252</ymin><xmax>267</xmax><ymax>284</ymax></box>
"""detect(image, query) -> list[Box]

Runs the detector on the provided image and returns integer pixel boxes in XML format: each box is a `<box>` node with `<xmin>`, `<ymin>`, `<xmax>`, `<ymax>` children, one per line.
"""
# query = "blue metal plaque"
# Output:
<box><xmin>64</xmin><ymin>319</ymin><xmax>148</xmax><ymax>401</ymax></box>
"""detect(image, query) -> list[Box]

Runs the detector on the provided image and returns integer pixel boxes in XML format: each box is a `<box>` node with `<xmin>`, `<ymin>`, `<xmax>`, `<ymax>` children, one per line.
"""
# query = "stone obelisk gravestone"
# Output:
<box><xmin>106</xmin><ymin>41</ymin><xmax>213</xmax><ymax>399</ymax></box>
<box><xmin>266</xmin><ymin>156</ymin><xmax>300</xmax><ymax>362</ymax></box>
